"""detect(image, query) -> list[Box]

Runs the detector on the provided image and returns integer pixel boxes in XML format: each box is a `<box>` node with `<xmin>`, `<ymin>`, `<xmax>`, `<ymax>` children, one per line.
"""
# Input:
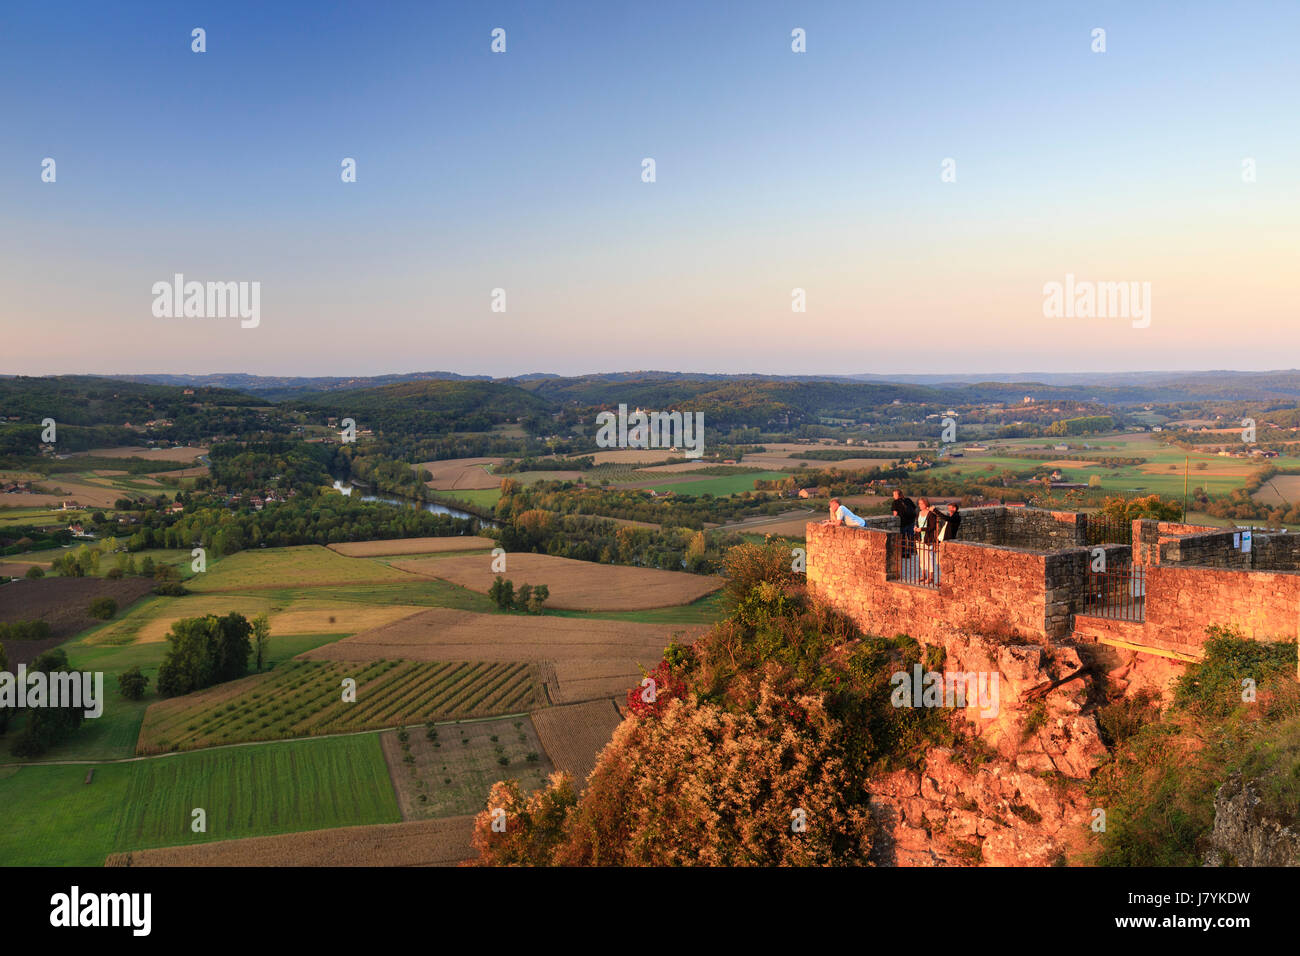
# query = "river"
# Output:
<box><xmin>330</xmin><ymin>480</ymin><xmax>490</xmax><ymax>525</ymax></box>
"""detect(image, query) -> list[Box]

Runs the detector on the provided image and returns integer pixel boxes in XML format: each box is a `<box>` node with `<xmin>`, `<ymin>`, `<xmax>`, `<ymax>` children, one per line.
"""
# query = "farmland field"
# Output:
<box><xmin>394</xmin><ymin>552</ymin><xmax>723</xmax><ymax>610</ymax></box>
<box><xmin>76</xmin><ymin>445</ymin><xmax>207</xmax><ymax>462</ymax></box>
<box><xmin>428</xmin><ymin>487</ymin><xmax>501</xmax><ymax>509</ymax></box>
<box><xmin>0</xmin><ymin>763</ymin><xmax>134</xmax><ymax>866</ymax></box>
<box><xmin>136</xmin><ymin>659</ymin><xmax>544</xmax><ymax>753</ymax></box>
<box><xmin>328</xmin><ymin>535</ymin><xmax>495</xmax><ymax>556</ymax></box>
<box><xmin>87</xmin><ymin>590</ymin><xmax>427</xmax><ymax>645</ymax></box>
<box><xmin>531</xmin><ymin>698</ymin><xmax>622</xmax><ymax>787</ymax></box>
<box><xmin>299</xmin><ymin>606</ymin><xmax>705</xmax><ymax>702</ymax></box>
<box><xmin>381</xmin><ymin>716</ymin><xmax>554</xmax><ymax>819</ymax></box>
<box><xmin>113</xmin><ymin>735</ymin><xmax>401</xmax><ymax>854</ymax></box>
<box><xmin>105</xmin><ymin>816</ymin><xmax>475</xmax><ymax>867</ymax></box>
<box><xmin>0</xmin><ymin>576</ymin><xmax>156</xmax><ymax>642</ymax></box>
<box><xmin>0</xmin><ymin>734</ymin><xmax>400</xmax><ymax>865</ymax></box>
<box><xmin>186</xmin><ymin>545</ymin><xmax>412</xmax><ymax>591</ymax></box>
<box><xmin>417</xmin><ymin>456</ymin><xmax>503</xmax><ymax>490</ymax></box>
<box><xmin>631</xmin><ymin>471</ymin><xmax>791</xmax><ymax>496</ymax></box>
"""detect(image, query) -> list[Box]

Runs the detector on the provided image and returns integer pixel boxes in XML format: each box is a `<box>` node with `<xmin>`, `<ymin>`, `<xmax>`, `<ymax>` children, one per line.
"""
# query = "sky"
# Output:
<box><xmin>1</xmin><ymin>0</ymin><xmax>1297</xmax><ymax>379</ymax></box>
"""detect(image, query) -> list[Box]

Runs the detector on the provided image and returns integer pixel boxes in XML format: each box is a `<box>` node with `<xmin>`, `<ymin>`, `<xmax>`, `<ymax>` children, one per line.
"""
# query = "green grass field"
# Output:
<box><xmin>430</xmin><ymin>488</ymin><xmax>501</xmax><ymax>508</ymax></box>
<box><xmin>0</xmin><ymin>734</ymin><xmax>401</xmax><ymax>865</ymax></box>
<box><xmin>187</xmin><ymin>545</ymin><xmax>410</xmax><ymax>591</ymax></box>
<box><xmin>138</xmin><ymin>659</ymin><xmax>543</xmax><ymax>753</ymax></box>
<box><xmin>636</xmin><ymin>471</ymin><xmax>791</xmax><ymax>496</ymax></box>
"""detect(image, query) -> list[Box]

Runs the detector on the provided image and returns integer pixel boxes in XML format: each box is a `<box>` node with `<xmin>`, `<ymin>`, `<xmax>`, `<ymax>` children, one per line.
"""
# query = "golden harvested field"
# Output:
<box><xmin>1253</xmin><ymin>474</ymin><xmax>1300</xmax><ymax>505</ymax></box>
<box><xmin>416</xmin><ymin>457</ymin><xmax>504</xmax><ymax>490</ymax></box>
<box><xmin>1038</xmin><ymin>459</ymin><xmax>1098</xmax><ymax>469</ymax></box>
<box><xmin>149</xmin><ymin>466</ymin><xmax>208</xmax><ymax>479</ymax></box>
<box><xmin>80</xmin><ymin>445</ymin><xmax>208</xmax><ymax>461</ymax></box>
<box><xmin>104</xmin><ymin>817</ymin><xmax>475</xmax><ymax>867</ymax></box>
<box><xmin>93</xmin><ymin>592</ymin><xmax>426</xmax><ymax>645</ymax></box>
<box><xmin>531</xmin><ymin>699</ymin><xmax>622</xmax><ymax>786</ymax></box>
<box><xmin>328</xmin><ymin>536</ymin><xmax>495</xmax><ymax>557</ymax></box>
<box><xmin>4</xmin><ymin>483</ymin><xmax>120</xmax><ymax>508</ymax></box>
<box><xmin>724</xmin><ymin>511</ymin><xmax>818</xmax><ymax>537</ymax></box>
<box><xmin>187</xmin><ymin>545</ymin><xmax>411</xmax><ymax>592</ymax></box>
<box><xmin>393</xmin><ymin>552</ymin><xmax>723</xmax><ymax>611</ymax></box>
<box><xmin>299</xmin><ymin>607</ymin><xmax>704</xmax><ymax>703</ymax></box>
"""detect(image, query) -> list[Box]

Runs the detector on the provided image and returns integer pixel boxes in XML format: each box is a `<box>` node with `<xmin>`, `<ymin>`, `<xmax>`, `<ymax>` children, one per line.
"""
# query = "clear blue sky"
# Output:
<box><xmin>2</xmin><ymin>0</ymin><xmax>1297</xmax><ymax>377</ymax></box>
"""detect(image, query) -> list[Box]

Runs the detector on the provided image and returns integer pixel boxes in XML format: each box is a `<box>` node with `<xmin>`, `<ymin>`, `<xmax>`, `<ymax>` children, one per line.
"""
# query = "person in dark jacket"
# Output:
<box><xmin>938</xmin><ymin>503</ymin><xmax>961</xmax><ymax>542</ymax></box>
<box><xmin>892</xmin><ymin>490</ymin><xmax>917</xmax><ymax>555</ymax></box>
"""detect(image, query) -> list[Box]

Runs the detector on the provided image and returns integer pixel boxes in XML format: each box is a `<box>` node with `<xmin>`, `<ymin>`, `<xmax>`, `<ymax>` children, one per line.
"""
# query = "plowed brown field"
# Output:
<box><xmin>531</xmin><ymin>699</ymin><xmax>622</xmax><ymax>786</ymax></box>
<box><xmin>328</xmin><ymin>536</ymin><xmax>495</xmax><ymax>556</ymax></box>
<box><xmin>104</xmin><ymin>817</ymin><xmax>474</xmax><ymax>866</ymax></box>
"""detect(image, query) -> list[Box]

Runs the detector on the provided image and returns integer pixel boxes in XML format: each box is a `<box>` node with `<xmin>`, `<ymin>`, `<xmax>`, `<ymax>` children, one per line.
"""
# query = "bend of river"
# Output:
<box><xmin>330</xmin><ymin>480</ymin><xmax>492</xmax><ymax>525</ymax></box>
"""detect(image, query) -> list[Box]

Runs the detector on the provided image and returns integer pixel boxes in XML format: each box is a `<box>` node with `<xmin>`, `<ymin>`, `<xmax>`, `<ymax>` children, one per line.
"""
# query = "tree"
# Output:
<box><xmin>88</xmin><ymin>597</ymin><xmax>117</xmax><ymax>620</ymax></box>
<box><xmin>118</xmin><ymin>666</ymin><xmax>150</xmax><ymax>701</ymax></box>
<box><xmin>527</xmin><ymin>584</ymin><xmax>549</xmax><ymax>614</ymax></box>
<box><xmin>252</xmin><ymin>614</ymin><xmax>271</xmax><ymax>672</ymax></box>
<box><xmin>514</xmin><ymin>583</ymin><xmax>533</xmax><ymax>611</ymax></box>
<box><xmin>9</xmin><ymin>647</ymin><xmax>85</xmax><ymax>757</ymax></box>
<box><xmin>156</xmin><ymin>613</ymin><xmax>253</xmax><ymax>697</ymax></box>
<box><xmin>24</xmin><ymin>565</ymin><xmax>43</xmax><ymax>579</ymax></box>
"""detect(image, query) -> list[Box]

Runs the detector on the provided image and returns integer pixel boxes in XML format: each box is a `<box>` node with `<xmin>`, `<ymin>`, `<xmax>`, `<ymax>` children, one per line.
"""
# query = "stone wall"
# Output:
<box><xmin>1141</xmin><ymin>565</ymin><xmax>1300</xmax><ymax>652</ymax></box>
<box><xmin>806</xmin><ymin>522</ymin><xmax>1070</xmax><ymax>645</ymax></box>
<box><xmin>1250</xmin><ymin>532</ymin><xmax>1300</xmax><ymax>572</ymax></box>
<box><xmin>809</xmin><ymin>509</ymin><xmax>1300</xmax><ymax>660</ymax></box>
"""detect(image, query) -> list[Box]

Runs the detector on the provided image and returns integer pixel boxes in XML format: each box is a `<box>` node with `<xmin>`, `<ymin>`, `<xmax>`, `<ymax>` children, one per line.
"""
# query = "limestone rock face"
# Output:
<box><xmin>868</xmin><ymin>748</ymin><xmax>1091</xmax><ymax>867</ymax></box>
<box><xmin>867</xmin><ymin>630</ymin><xmax>1108</xmax><ymax>866</ymax></box>
<box><xmin>1204</xmin><ymin>775</ymin><xmax>1300</xmax><ymax>867</ymax></box>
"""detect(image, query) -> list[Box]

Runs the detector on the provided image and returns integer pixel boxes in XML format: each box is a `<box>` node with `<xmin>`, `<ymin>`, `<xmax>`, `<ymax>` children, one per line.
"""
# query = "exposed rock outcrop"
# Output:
<box><xmin>869</xmin><ymin>629</ymin><xmax>1106</xmax><ymax>866</ymax></box>
<box><xmin>1204</xmin><ymin>775</ymin><xmax>1300</xmax><ymax>867</ymax></box>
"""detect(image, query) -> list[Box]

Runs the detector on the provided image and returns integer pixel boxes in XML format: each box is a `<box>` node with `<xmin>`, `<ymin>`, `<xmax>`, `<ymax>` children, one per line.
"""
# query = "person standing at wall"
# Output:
<box><xmin>915</xmin><ymin>497</ymin><xmax>939</xmax><ymax>584</ymax></box>
<box><xmin>892</xmin><ymin>489</ymin><xmax>917</xmax><ymax>556</ymax></box>
<box><xmin>938</xmin><ymin>503</ymin><xmax>961</xmax><ymax>542</ymax></box>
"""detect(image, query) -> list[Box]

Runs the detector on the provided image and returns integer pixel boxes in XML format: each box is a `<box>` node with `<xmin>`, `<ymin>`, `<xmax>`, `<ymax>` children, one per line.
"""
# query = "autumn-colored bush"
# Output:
<box><xmin>469</xmin><ymin>772</ymin><xmax>578</xmax><ymax>866</ymax></box>
<box><xmin>471</xmin><ymin>539</ymin><xmax>952</xmax><ymax>867</ymax></box>
<box><xmin>625</xmin><ymin>658</ymin><xmax>687</xmax><ymax>718</ymax></box>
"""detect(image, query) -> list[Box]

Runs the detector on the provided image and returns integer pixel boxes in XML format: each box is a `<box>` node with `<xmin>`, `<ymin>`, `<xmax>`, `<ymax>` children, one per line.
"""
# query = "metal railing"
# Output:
<box><xmin>1086</xmin><ymin>514</ymin><xmax>1133</xmax><ymax>547</ymax></box>
<box><xmin>897</xmin><ymin>538</ymin><xmax>940</xmax><ymax>589</ymax></box>
<box><xmin>1083</xmin><ymin>565</ymin><xmax>1145</xmax><ymax>621</ymax></box>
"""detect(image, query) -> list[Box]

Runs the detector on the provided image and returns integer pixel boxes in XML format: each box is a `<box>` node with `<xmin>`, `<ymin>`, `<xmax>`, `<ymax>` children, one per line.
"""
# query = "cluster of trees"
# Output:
<box><xmin>0</xmin><ymin>620</ymin><xmax>53</xmax><ymax>642</ymax></box>
<box><xmin>487</xmin><ymin>578</ymin><xmax>550</xmax><ymax>613</ymax></box>
<box><xmin>470</xmin><ymin>540</ymin><xmax>953</xmax><ymax>865</ymax></box>
<box><xmin>0</xmin><ymin>647</ymin><xmax>87</xmax><ymax>757</ymax></box>
<box><xmin>203</xmin><ymin>440</ymin><xmax>335</xmax><ymax>493</ymax></box>
<box><xmin>495</xmin><ymin>508</ymin><xmax>742</xmax><ymax>573</ymax></box>
<box><xmin>1046</xmin><ymin>415</ymin><xmax>1115</xmax><ymax>436</ymax></box>
<box><xmin>0</xmin><ymin>376</ymin><xmax>268</xmax><ymax>456</ymax></box>
<box><xmin>121</xmin><ymin>492</ymin><xmax>476</xmax><ymax>557</ymax></box>
<box><xmin>341</xmin><ymin>447</ymin><xmax>432</xmax><ymax>500</ymax></box>
<box><xmin>496</xmin><ymin>456</ymin><xmax>596</xmax><ymax>473</ymax></box>
<box><xmin>156</xmin><ymin>612</ymin><xmax>268</xmax><ymax>697</ymax></box>
<box><xmin>495</xmin><ymin>479</ymin><xmax>787</xmax><ymax>531</ymax></box>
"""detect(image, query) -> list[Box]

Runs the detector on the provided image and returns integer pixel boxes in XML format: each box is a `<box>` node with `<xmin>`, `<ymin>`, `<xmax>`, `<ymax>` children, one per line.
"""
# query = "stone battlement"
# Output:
<box><xmin>807</xmin><ymin>506</ymin><xmax>1300</xmax><ymax>658</ymax></box>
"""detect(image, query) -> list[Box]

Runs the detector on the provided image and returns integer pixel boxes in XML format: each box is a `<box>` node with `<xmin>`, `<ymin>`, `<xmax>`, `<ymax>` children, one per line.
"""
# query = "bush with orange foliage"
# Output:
<box><xmin>470</xmin><ymin>536</ymin><xmax>948</xmax><ymax>866</ymax></box>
